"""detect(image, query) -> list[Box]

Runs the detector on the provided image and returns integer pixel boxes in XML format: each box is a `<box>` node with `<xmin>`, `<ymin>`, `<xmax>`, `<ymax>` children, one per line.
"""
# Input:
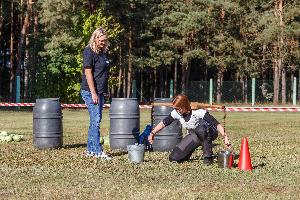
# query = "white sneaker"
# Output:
<box><xmin>85</xmin><ymin>151</ymin><xmax>95</xmax><ymax>157</ymax></box>
<box><xmin>95</xmin><ymin>152</ymin><xmax>112</xmax><ymax>160</ymax></box>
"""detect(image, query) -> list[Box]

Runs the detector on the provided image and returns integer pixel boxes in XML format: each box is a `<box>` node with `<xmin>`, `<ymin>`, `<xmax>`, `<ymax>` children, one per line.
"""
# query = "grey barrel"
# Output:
<box><xmin>109</xmin><ymin>98</ymin><xmax>140</xmax><ymax>151</ymax></box>
<box><xmin>152</xmin><ymin>98</ymin><xmax>182</xmax><ymax>152</ymax></box>
<box><xmin>33</xmin><ymin>98</ymin><xmax>63</xmax><ymax>149</ymax></box>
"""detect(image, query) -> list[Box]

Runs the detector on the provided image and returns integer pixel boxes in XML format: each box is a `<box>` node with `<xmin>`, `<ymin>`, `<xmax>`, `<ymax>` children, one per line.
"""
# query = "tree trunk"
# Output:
<box><xmin>110</xmin><ymin>85</ymin><xmax>115</xmax><ymax>99</ymax></box>
<box><xmin>272</xmin><ymin>0</ymin><xmax>284</xmax><ymax>105</ymax></box>
<box><xmin>281</xmin><ymin>67</ymin><xmax>286</xmax><ymax>104</ymax></box>
<box><xmin>24</xmin><ymin>36</ymin><xmax>29</xmax><ymax>99</ymax></box>
<box><xmin>117</xmin><ymin>67</ymin><xmax>122</xmax><ymax>97</ymax></box>
<box><xmin>0</xmin><ymin>0</ymin><xmax>3</xmax><ymax>97</ymax></box>
<box><xmin>30</xmin><ymin>10</ymin><xmax>38</xmax><ymax>99</ymax></box>
<box><xmin>164</xmin><ymin>67</ymin><xmax>168</xmax><ymax>97</ymax></box>
<box><xmin>24</xmin><ymin>0</ymin><xmax>34</xmax><ymax>100</ymax></box>
<box><xmin>150</xmin><ymin>70</ymin><xmax>154</xmax><ymax>100</ymax></box>
<box><xmin>261</xmin><ymin>43</ymin><xmax>268</xmax><ymax>103</ymax></box>
<box><xmin>241</xmin><ymin>75</ymin><xmax>245</xmax><ymax>103</ymax></box>
<box><xmin>126</xmin><ymin>25</ymin><xmax>133</xmax><ymax>98</ymax></box>
<box><xmin>123</xmin><ymin>65</ymin><xmax>126</xmax><ymax>98</ymax></box>
<box><xmin>185</xmin><ymin>61</ymin><xmax>191</xmax><ymax>95</ymax></box>
<box><xmin>216</xmin><ymin>70</ymin><xmax>223</xmax><ymax>104</ymax></box>
<box><xmin>9</xmin><ymin>0</ymin><xmax>15</xmax><ymax>102</ymax></box>
<box><xmin>17</xmin><ymin>1</ymin><xmax>30</xmax><ymax>100</ymax></box>
<box><xmin>273</xmin><ymin>59</ymin><xmax>280</xmax><ymax>105</ymax></box>
<box><xmin>181</xmin><ymin>64</ymin><xmax>187</xmax><ymax>94</ymax></box>
<box><xmin>140</xmin><ymin>69</ymin><xmax>143</xmax><ymax>102</ymax></box>
<box><xmin>278</xmin><ymin>0</ymin><xmax>285</xmax><ymax>104</ymax></box>
<box><xmin>262</xmin><ymin>44</ymin><xmax>267</xmax><ymax>79</ymax></box>
<box><xmin>174</xmin><ymin>60</ymin><xmax>178</xmax><ymax>95</ymax></box>
<box><xmin>88</xmin><ymin>0</ymin><xmax>96</xmax><ymax>13</ymax></box>
<box><xmin>216</xmin><ymin>8</ymin><xmax>225</xmax><ymax>104</ymax></box>
<box><xmin>298</xmin><ymin>69</ymin><xmax>300</xmax><ymax>103</ymax></box>
<box><xmin>0</xmin><ymin>0</ymin><xmax>2</xmax><ymax>37</ymax></box>
<box><xmin>159</xmin><ymin>67</ymin><xmax>163</xmax><ymax>97</ymax></box>
<box><xmin>244</xmin><ymin>76</ymin><xmax>248</xmax><ymax>104</ymax></box>
<box><xmin>290</xmin><ymin>73</ymin><xmax>294</xmax><ymax>101</ymax></box>
<box><xmin>153</xmin><ymin>69</ymin><xmax>157</xmax><ymax>99</ymax></box>
<box><xmin>205</xmin><ymin>10</ymin><xmax>210</xmax><ymax>82</ymax></box>
<box><xmin>117</xmin><ymin>47</ymin><xmax>122</xmax><ymax>97</ymax></box>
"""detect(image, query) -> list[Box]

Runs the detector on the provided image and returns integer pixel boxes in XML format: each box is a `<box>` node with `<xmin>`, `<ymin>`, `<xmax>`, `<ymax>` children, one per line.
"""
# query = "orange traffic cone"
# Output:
<box><xmin>238</xmin><ymin>137</ymin><xmax>252</xmax><ymax>171</ymax></box>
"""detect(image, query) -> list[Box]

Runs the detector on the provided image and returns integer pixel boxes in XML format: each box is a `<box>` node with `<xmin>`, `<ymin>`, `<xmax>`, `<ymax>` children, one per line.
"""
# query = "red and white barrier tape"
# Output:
<box><xmin>0</xmin><ymin>102</ymin><xmax>300</xmax><ymax>112</ymax></box>
<box><xmin>0</xmin><ymin>103</ymin><xmax>35</xmax><ymax>107</ymax></box>
<box><xmin>221</xmin><ymin>107</ymin><xmax>300</xmax><ymax>112</ymax></box>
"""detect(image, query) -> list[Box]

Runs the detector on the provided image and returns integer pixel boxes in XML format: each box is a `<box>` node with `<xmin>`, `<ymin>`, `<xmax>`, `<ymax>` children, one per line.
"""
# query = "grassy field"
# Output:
<box><xmin>0</xmin><ymin>109</ymin><xmax>300</xmax><ymax>200</ymax></box>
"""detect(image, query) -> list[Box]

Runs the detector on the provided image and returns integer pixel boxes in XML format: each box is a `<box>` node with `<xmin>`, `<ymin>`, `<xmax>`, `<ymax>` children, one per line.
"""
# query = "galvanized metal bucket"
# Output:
<box><xmin>127</xmin><ymin>144</ymin><xmax>145</xmax><ymax>164</ymax></box>
<box><xmin>217</xmin><ymin>150</ymin><xmax>234</xmax><ymax>168</ymax></box>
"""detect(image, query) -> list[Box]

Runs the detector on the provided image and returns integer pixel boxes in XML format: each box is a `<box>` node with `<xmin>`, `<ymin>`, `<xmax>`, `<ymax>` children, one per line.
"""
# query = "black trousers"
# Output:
<box><xmin>169</xmin><ymin>125</ymin><xmax>218</xmax><ymax>163</ymax></box>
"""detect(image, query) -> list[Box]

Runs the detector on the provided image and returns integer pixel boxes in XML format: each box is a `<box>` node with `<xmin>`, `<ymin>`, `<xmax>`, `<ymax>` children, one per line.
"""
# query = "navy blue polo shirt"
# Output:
<box><xmin>81</xmin><ymin>46</ymin><xmax>110</xmax><ymax>94</ymax></box>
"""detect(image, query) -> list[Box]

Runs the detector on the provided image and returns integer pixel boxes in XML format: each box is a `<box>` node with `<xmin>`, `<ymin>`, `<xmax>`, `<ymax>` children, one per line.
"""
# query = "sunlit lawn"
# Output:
<box><xmin>0</xmin><ymin>109</ymin><xmax>300</xmax><ymax>199</ymax></box>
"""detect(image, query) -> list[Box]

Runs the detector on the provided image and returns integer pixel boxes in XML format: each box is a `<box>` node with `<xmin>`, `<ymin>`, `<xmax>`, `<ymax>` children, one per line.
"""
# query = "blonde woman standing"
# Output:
<box><xmin>80</xmin><ymin>27</ymin><xmax>111</xmax><ymax>160</ymax></box>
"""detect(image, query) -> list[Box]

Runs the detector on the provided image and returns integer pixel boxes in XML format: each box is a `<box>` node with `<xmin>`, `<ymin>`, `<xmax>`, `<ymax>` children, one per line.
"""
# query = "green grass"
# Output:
<box><xmin>0</xmin><ymin>109</ymin><xmax>300</xmax><ymax>199</ymax></box>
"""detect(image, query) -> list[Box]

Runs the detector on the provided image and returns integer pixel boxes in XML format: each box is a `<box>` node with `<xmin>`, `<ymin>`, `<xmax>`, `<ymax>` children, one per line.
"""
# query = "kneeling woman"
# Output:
<box><xmin>148</xmin><ymin>94</ymin><xmax>231</xmax><ymax>165</ymax></box>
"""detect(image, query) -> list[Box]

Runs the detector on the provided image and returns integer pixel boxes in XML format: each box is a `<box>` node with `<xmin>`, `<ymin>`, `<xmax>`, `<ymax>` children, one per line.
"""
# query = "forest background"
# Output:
<box><xmin>0</xmin><ymin>0</ymin><xmax>299</xmax><ymax>104</ymax></box>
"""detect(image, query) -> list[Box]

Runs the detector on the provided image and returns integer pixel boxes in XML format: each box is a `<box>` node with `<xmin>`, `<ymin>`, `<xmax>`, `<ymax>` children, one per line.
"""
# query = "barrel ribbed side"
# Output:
<box><xmin>109</xmin><ymin>98</ymin><xmax>140</xmax><ymax>151</ymax></box>
<box><xmin>33</xmin><ymin>98</ymin><xmax>63</xmax><ymax>149</ymax></box>
<box><xmin>152</xmin><ymin>98</ymin><xmax>182</xmax><ymax>152</ymax></box>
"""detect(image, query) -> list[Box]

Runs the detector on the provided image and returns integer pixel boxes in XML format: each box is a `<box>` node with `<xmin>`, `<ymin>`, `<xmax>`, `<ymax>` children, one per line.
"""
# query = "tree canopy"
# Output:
<box><xmin>0</xmin><ymin>0</ymin><xmax>299</xmax><ymax>104</ymax></box>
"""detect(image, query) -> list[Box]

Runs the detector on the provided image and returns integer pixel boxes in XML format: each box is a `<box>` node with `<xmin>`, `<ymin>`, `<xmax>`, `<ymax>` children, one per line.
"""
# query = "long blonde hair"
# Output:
<box><xmin>88</xmin><ymin>27</ymin><xmax>108</xmax><ymax>53</ymax></box>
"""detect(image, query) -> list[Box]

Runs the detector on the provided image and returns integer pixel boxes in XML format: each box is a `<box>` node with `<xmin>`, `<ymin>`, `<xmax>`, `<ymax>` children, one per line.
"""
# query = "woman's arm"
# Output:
<box><xmin>85</xmin><ymin>68</ymin><xmax>99</xmax><ymax>104</ymax></box>
<box><xmin>216</xmin><ymin>124</ymin><xmax>231</xmax><ymax>148</ymax></box>
<box><xmin>148</xmin><ymin>121</ymin><xmax>165</xmax><ymax>144</ymax></box>
<box><xmin>148</xmin><ymin>110</ymin><xmax>178</xmax><ymax>144</ymax></box>
<box><xmin>203</xmin><ymin>112</ymin><xmax>231</xmax><ymax>148</ymax></box>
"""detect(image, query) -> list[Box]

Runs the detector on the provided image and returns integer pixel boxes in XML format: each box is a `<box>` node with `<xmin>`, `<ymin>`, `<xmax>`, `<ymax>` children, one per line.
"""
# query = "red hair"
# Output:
<box><xmin>172</xmin><ymin>94</ymin><xmax>191</xmax><ymax>113</ymax></box>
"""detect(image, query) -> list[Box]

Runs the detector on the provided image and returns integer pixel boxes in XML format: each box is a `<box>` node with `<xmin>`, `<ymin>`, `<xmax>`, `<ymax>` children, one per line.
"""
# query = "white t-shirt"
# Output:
<box><xmin>170</xmin><ymin>109</ymin><xmax>207</xmax><ymax>129</ymax></box>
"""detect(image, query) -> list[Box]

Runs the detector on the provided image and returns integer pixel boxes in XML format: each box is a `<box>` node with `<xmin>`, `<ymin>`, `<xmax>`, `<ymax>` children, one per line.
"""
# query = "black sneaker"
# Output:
<box><xmin>203</xmin><ymin>157</ymin><xmax>214</xmax><ymax>165</ymax></box>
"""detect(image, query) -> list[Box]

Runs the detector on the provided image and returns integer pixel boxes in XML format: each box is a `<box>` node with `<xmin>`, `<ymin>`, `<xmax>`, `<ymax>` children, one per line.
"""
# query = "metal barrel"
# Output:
<box><xmin>109</xmin><ymin>98</ymin><xmax>140</xmax><ymax>151</ymax></box>
<box><xmin>151</xmin><ymin>98</ymin><xmax>182</xmax><ymax>152</ymax></box>
<box><xmin>33</xmin><ymin>98</ymin><xmax>63</xmax><ymax>149</ymax></box>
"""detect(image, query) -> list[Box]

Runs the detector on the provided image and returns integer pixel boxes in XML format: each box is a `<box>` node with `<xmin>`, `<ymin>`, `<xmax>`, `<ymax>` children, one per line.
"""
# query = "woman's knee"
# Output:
<box><xmin>89</xmin><ymin>110</ymin><xmax>101</xmax><ymax>129</ymax></box>
<box><xmin>169</xmin><ymin>147</ymin><xmax>185</xmax><ymax>163</ymax></box>
<box><xmin>169</xmin><ymin>133</ymin><xmax>201</xmax><ymax>163</ymax></box>
<box><xmin>211</xmin><ymin>130</ymin><xmax>218</xmax><ymax>141</ymax></box>
<box><xmin>194</xmin><ymin>126</ymin><xmax>207</xmax><ymax>140</ymax></box>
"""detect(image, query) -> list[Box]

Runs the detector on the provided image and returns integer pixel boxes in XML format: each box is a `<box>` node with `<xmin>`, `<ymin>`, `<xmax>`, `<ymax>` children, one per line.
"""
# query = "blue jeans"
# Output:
<box><xmin>81</xmin><ymin>90</ymin><xmax>104</xmax><ymax>154</ymax></box>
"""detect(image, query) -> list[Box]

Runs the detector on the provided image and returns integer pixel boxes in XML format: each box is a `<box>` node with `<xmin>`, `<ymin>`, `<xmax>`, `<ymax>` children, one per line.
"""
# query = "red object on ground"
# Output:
<box><xmin>238</xmin><ymin>137</ymin><xmax>253</xmax><ymax>171</ymax></box>
<box><xmin>229</xmin><ymin>153</ymin><xmax>233</xmax><ymax>168</ymax></box>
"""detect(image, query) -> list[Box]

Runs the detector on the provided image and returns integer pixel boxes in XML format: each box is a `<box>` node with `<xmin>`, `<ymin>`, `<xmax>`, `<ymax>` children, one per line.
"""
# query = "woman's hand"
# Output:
<box><xmin>91</xmin><ymin>92</ymin><xmax>99</xmax><ymax>104</ymax></box>
<box><xmin>217</xmin><ymin>125</ymin><xmax>231</xmax><ymax>149</ymax></box>
<box><xmin>148</xmin><ymin>132</ymin><xmax>155</xmax><ymax>144</ymax></box>
<box><xmin>224</xmin><ymin>135</ymin><xmax>231</xmax><ymax>149</ymax></box>
<box><xmin>148</xmin><ymin>122</ymin><xmax>165</xmax><ymax>144</ymax></box>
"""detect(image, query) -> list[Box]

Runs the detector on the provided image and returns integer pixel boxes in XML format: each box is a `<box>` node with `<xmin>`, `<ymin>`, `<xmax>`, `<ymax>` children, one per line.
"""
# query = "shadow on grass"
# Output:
<box><xmin>212</xmin><ymin>143</ymin><xmax>220</xmax><ymax>148</ymax></box>
<box><xmin>63</xmin><ymin>143</ymin><xmax>86</xmax><ymax>149</ymax></box>
<box><xmin>189</xmin><ymin>157</ymin><xmax>201</xmax><ymax>161</ymax></box>
<box><xmin>109</xmin><ymin>151</ymin><xmax>127</xmax><ymax>157</ymax></box>
<box><xmin>253</xmin><ymin>162</ymin><xmax>266</xmax><ymax>169</ymax></box>
<box><xmin>227</xmin><ymin>162</ymin><xmax>266</xmax><ymax>169</ymax></box>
